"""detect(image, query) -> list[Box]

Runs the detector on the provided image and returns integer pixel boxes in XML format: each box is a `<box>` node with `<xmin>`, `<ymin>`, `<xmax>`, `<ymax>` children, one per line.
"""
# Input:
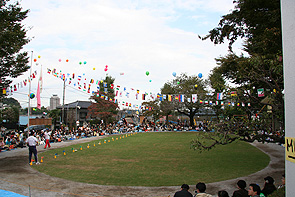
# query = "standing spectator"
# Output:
<box><xmin>261</xmin><ymin>176</ymin><xmax>276</xmax><ymax>196</ymax></box>
<box><xmin>194</xmin><ymin>182</ymin><xmax>212</xmax><ymax>197</ymax></box>
<box><xmin>174</xmin><ymin>184</ymin><xmax>193</xmax><ymax>197</ymax></box>
<box><xmin>44</xmin><ymin>129</ymin><xmax>51</xmax><ymax>149</ymax></box>
<box><xmin>26</xmin><ymin>131</ymin><xmax>40</xmax><ymax>165</ymax></box>
<box><xmin>232</xmin><ymin>180</ymin><xmax>248</xmax><ymax>197</ymax></box>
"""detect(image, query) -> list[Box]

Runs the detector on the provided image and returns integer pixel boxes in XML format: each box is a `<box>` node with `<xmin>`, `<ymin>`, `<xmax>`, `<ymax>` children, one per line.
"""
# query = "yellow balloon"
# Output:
<box><xmin>93</xmin><ymin>68</ymin><xmax>95</xmax><ymax>70</ymax></box>
<box><xmin>38</xmin><ymin>55</ymin><xmax>41</xmax><ymax>58</ymax></box>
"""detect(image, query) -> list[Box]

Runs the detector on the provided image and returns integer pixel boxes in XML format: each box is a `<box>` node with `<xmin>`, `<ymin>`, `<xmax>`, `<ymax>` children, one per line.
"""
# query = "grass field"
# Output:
<box><xmin>34</xmin><ymin>132</ymin><xmax>270</xmax><ymax>187</ymax></box>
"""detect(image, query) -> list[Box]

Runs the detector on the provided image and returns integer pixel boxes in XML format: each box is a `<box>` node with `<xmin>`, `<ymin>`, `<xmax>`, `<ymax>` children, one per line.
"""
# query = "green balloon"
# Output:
<box><xmin>177</xmin><ymin>81</ymin><xmax>180</xmax><ymax>84</ymax></box>
<box><xmin>149</xmin><ymin>80</ymin><xmax>152</xmax><ymax>82</ymax></box>
<box><xmin>146</xmin><ymin>71</ymin><xmax>149</xmax><ymax>76</ymax></box>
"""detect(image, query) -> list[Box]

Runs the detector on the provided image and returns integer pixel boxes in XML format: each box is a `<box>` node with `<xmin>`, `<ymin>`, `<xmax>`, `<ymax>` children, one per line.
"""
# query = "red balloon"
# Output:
<box><xmin>34</xmin><ymin>59</ymin><xmax>37</xmax><ymax>62</ymax></box>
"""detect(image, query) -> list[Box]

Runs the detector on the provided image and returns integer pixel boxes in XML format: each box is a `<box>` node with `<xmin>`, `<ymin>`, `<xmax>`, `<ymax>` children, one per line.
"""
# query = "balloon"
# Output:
<box><xmin>146</xmin><ymin>71</ymin><xmax>149</xmax><ymax>76</ymax></box>
<box><xmin>198</xmin><ymin>73</ymin><xmax>202</xmax><ymax>78</ymax></box>
<box><xmin>84</xmin><ymin>61</ymin><xmax>87</xmax><ymax>64</ymax></box>
<box><xmin>29</xmin><ymin>93</ymin><xmax>35</xmax><ymax>99</ymax></box>
<box><xmin>38</xmin><ymin>55</ymin><xmax>41</xmax><ymax>58</ymax></box>
<box><xmin>34</xmin><ymin>59</ymin><xmax>37</xmax><ymax>62</ymax></box>
<box><xmin>104</xmin><ymin>68</ymin><xmax>108</xmax><ymax>72</ymax></box>
<box><xmin>79</xmin><ymin>62</ymin><xmax>82</xmax><ymax>65</ymax></box>
<box><xmin>172</xmin><ymin>72</ymin><xmax>176</xmax><ymax>77</ymax></box>
<box><xmin>66</xmin><ymin>59</ymin><xmax>69</xmax><ymax>62</ymax></box>
<box><xmin>33</xmin><ymin>108</ymin><xmax>36</xmax><ymax>111</ymax></box>
<box><xmin>93</xmin><ymin>67</ymin><xmax>95</xmax><ymax>70</ymax></box>
<box><xmin>149</xmin><ymin>80</ymin><xmax>152</xmax><ymax>82</ymax></box>
<box><xmin>194</xmin><ymin>84</ymin><xmax>198</xmax><ymax>89</ymax></box>
<box><xmin>59</xmin><ymin>59</ymin><xmax>61</xmax><ymax>62</ymax></box>
<box><xmin>177</xmin><ymin>81</ymin><xmax>180</xmax><ymax>84</ymax></box>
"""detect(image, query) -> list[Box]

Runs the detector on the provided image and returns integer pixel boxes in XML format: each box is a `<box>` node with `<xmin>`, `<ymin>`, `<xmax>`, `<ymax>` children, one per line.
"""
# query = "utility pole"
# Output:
<box><xmin>27</xmin><ymin>51</ymin><xmax>33</xmax><ymax>133</ymax></box>
<box><xmin>62</xmin><ymin>79</ymin><xmax>65</xmax><ymax>126</ymax></box>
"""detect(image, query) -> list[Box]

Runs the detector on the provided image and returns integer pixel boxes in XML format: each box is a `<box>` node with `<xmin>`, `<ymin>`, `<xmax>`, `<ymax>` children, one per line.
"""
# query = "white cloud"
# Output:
<box><xmin>10</xmin><ymin>0</ymin><xmax>241</xmax><ymax>108</ymax></box>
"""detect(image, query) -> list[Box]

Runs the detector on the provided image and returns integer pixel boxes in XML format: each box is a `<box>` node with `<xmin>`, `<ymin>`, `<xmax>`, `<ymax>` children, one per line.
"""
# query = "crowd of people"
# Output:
<box><xmin>0</xmin><ymin>123</ymin><xmax>285</xmax><ymax>197</ymax></box>
<box><xmin>174</xmin><ymin>175</ymin><xmax>285</xmax><ymax>197</ymax></box>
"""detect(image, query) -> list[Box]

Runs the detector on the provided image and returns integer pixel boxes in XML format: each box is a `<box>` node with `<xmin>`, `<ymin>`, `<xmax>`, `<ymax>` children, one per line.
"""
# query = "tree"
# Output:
<box><xmin>141</xmin><ymin>100</ymin><xmax>161</xmax><ymax>123</ymax></box>
<box><xmin>1</xmin><ymin>106</ymin><xmax>19</xmax><ymax>124</ymax></box>
<box><xmin>193</xmin><ymin>0</ymin><xmax>283</xmax><ymax>151</ymax></box>
<box><xmin>87</xmin><ymin>75</ymin><xmax>118</xmax><ymax>124</ymax></box>
<box><xmin>49</xmin><ymin>109</ymin><xmax>60</xmax><ymax>129</ymax></box>
<box><xmin>2</xmin><ymin>97</ymin><xmax>21</xmax><ymax>108</ymax></box>
<box><xmin>161</xmin><ymin>73</ymin><xmax>209</xmax><ymax>126</ymax></box>
<box><xmin>203</xmin><ymin>0</ymin><xmax>283</xmax><ymax>126</ymax></box>
<box><xmin>0</xmin><ymin>0</ymin><xmax>31</xmax><ymax>98</ymax></box>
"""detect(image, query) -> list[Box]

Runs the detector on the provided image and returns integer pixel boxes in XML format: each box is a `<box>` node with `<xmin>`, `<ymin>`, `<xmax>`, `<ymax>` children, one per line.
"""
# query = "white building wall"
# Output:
<box><xmin>281</xmin><ymin>0</ymin><xmax>295</xmax><ymax>196</ymax></box>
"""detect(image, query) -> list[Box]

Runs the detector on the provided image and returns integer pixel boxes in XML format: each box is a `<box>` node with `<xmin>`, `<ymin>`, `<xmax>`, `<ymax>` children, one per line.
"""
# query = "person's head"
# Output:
<box><xmin>248</xmin><ymin>184</ymin><xmax>261</xmax><ymax>196</ymax></box>
<box><xmin>281</xmin><ymin>174</ymin><xmax>285</xmax><ymax>185</ymax></box>
<box><xmin>264</xmin><ymin>176</ymin><xmax>275</xmax><ymax>185</ymax></box>
<box><xmin>181</xmin><ymin>184</ymin><xmax>190</xmax><ymax>191</ymax></box>
<box><xmin>196</xmin><ymin>182</ymin><xmax>206</xmax><ymax>193</ymax></box>
<box><xmin>237</xmin><ymin>180</ymin><xmax>247</xmax><ymax>189</ymax></box>
<box><xmin>218</xmin><ymin>190</ymin><xmax>229</xmax><ymax>197</ymax></box>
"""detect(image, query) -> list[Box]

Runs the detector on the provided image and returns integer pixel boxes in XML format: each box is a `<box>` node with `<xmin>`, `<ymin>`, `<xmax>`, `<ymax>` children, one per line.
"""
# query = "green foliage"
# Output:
<box><xmin>0</xmin><ymin>0</ymin><xmax>31</xmax><ymax>98</ymax></box>
<box><xmin>141</xmin><ymin>100</ymin><xmax>161</xmax><ymax>122</ymax></box>
<box><xmin>203</xmin><ymin>0</ymin><xmax>283</xmax><ymax>138</ymax></box>
<box><xmin>160</xmin><ymin>73</ymin><xmax>209</xmax><ymax>126</ymax></box>
<box><xmin>1</xmin><ymin>106</ymin><xmax>19</xmax><ymax>123</ymax></box>
<box><xmin>269</xmin><ymin>187</ymin><xmax>285</xmax><ymax>197</ymax></box>
<box><xmin>87</xmin><ymin>75</ymin><xmax>118</xmax><ymax>124</ymax></box>
<box><xmin>2</xmin><ymin>97</ymin><xmax>21</xmax><ymax>108</ymax></box>
<box><xmin>49</xmin><ymin>109</ymin><xmax>61</xmax><ymax>128</ymax></box>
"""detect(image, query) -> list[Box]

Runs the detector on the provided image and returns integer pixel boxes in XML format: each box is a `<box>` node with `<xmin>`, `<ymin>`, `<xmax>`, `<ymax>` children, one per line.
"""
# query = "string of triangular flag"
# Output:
<box><xmin>2</xmin><ymin>70</ymin><xmax>38</xmax><ymax>95</ymax></box>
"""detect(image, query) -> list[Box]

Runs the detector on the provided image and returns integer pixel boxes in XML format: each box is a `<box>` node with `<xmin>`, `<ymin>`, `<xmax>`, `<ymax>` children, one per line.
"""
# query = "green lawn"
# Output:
<box><xmin>34</xmin><ymin>132</ymin><xmax>270</xmax><ymax>186</ymax></box>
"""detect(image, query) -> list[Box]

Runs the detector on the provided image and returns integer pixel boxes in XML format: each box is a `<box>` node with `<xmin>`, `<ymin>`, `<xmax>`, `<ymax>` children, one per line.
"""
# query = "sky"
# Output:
<box><xmin>9</xmin><ymin>0</ymin><xmax>243</xmax><ymax>109</ymax></box>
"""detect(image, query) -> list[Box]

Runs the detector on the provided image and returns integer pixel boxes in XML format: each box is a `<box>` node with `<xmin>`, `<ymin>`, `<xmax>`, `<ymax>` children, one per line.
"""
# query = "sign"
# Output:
<box><xmin>286</xmin><ymin>137</ymin><xmax>295</xmax><ymax>163</ymax></box>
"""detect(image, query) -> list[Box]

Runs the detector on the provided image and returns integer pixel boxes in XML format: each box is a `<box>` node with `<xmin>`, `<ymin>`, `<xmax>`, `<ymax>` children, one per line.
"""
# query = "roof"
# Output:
<box><xmin>57</xmin><ymin>101</ymin><xmax>93</xmax><ymax>109</ymax></box>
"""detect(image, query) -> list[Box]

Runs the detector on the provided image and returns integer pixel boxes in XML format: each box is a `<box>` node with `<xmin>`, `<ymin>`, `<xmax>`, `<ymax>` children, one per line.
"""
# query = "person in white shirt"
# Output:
<box><xmin>44</xmin><ymin>129</ymin><xmax>51</xmax><ymax>149</ymax></box>
<box><xmin>26</xmin><ymin>131</ymin><xmax>40</xmax><ymax>164</ymax></box>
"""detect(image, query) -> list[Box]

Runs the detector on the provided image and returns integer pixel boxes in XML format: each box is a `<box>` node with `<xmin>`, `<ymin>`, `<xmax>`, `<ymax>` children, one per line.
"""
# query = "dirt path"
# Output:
<box><xmin>0</xmin><ymin>135</ymin><xmax>285</xmax><ymax>197</ymax></box>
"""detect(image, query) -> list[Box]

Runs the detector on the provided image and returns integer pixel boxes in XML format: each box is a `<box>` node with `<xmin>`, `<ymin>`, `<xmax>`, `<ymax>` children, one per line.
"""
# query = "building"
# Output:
<box><xmin>50</xmin><ymin>94</ymin><xmax>61</xmax><ymax>110</ymax></box>
<box><xmin>58</xmin><ymin>100</ymin><xmax>92</xmax><ymax>128</ymax></box>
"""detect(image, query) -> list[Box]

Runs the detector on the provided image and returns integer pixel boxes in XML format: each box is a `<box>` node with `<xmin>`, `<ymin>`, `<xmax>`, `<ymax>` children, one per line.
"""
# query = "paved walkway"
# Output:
<box><xmin>0</xmin><ymin>135</ymin><xmax>285</xmax><ymax>197</ymax></box>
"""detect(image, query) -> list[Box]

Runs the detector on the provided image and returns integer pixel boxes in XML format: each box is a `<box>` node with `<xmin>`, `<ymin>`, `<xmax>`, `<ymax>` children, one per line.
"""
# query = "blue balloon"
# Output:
<box><xmin>172</xmin><ymin>72</ymin><xmax>176</xmax><ymax>77</ymax></box>
<box><xmin>198</xmin><ymin>73</ymin><xmax>202</xmax><ymax>78</ymax></box>
<box><xmin>30</xmin><ymin>93</ymin><xmax>35</xmax><ymax>99</ymax></box>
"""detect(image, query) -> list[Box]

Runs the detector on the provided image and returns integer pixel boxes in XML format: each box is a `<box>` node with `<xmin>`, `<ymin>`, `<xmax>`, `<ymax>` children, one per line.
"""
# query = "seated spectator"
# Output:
<box><xmin>278</xmin><ymin>174</ymin><xmax>285</xmax><ymax>189</ymax></box>
<box><xmin>0</xmin><ymin>137</ymin><xmax>8</xmax><ymax>151</ymax></box>
<box><xmin>174</xmin><ymin>184</ymin><xmax>193</xmax><ymax>197</ymax></box>
<box><xmin>248</xmin><ymin>183</ymin><xmax>264</xmax><ymax>197</ymax></box>
<box><xmin>217</xmin><ymin>190</ymin><xmax>229</xmax><ymax>197</ymax></box>
<box><xmin>232</xmin><ymin>180</ymin><xmax>248</xmax><ymax>197</ymax></box>
<box><xmin>261</xmin><ymin>176</ymin><xmax>276</xmax><ymax>196</ymax></box>
<box><xmin>195</xmin><ymin>182</ymin><xmax>212</xmax><ymax>197</ymax></box>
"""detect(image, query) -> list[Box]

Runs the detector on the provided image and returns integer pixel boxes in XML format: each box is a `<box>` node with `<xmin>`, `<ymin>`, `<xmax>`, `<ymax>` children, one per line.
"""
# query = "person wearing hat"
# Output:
<box><xmin>26</xmin><ymin>131</ymin><xmax>40</xmax><ymax>165</ymax></box>
<box><xmin>174</xmin><ymin>184</ymin><xmax>193</xmax><ymax>197</ymax></box>
<box><xmin>261</xmin><ymin>176</ymin><xmax>276</xmax><ymax>196</ymax></box>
